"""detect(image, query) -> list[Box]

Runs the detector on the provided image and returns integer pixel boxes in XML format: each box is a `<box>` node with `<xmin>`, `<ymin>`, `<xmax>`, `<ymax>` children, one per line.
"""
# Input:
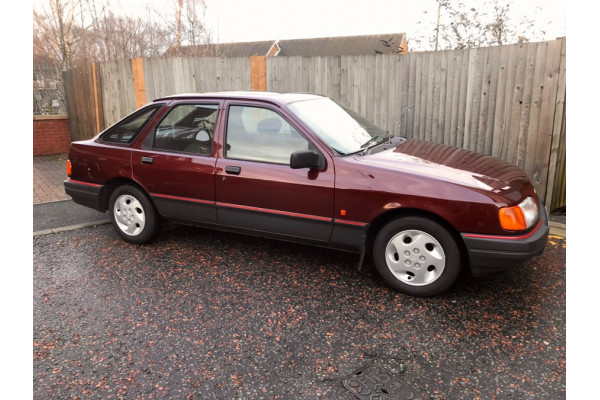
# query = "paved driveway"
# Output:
<box><xmin>34</xmin><ymin>154</ymin><xmax>70</xmax><ymax>204</ymax></box>
<box><xmin>33</xmin><ymin>222</ymin><xmax>566</xmax><ymax>399</ymax></box>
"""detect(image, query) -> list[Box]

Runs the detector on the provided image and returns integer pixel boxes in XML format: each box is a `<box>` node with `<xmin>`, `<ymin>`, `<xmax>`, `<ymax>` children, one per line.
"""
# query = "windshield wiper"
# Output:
<box><xmin>360</xmin><ymin>132</ymin><xmax>391</xmax><ymax>155</ymax></box>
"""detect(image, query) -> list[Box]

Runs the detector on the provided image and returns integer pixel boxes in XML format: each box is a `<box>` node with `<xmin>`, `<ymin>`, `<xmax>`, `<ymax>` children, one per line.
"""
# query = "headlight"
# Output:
<box><xmin>499</xmin><ymin>196</ymin><xmax>539</xmax><ymax>231</ymax></box>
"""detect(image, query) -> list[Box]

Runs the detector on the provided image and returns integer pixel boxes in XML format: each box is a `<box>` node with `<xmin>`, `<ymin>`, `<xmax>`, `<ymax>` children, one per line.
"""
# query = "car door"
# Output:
<box><xmin>215</xmin><ymin>102</ymin><xmax>335</xmax><ymax>241</ymax></box>
<box><xmin>132</xmin><ymin>101</ymin><xmax>222</xmax><ymax>223</ymax></box>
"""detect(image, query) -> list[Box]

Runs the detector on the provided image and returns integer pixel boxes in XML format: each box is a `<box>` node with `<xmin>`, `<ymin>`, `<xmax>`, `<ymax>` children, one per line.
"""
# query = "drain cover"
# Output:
<box><xmin>342</xmin><ymin>364</ymin><xmax>421</xmax><ymax>400</ymax></box>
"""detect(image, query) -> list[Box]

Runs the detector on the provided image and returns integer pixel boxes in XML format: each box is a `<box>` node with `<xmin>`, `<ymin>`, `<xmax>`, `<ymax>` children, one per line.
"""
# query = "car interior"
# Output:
<box><xmin>153</xmin><ymin>105</ymin><xmax>218</xmax><ymax>155</ymax></box>
<box><xmin>225</xmin><ymin>106</ymin><xmax>309</xmax><ymax>164</ymax></box>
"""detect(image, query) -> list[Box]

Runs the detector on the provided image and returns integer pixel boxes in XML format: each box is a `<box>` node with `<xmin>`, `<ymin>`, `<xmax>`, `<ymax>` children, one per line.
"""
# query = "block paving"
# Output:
<box><xmin>33</xmin><ymin>154</ymin><xmax>71</xmax><ymax>204</ymax></box>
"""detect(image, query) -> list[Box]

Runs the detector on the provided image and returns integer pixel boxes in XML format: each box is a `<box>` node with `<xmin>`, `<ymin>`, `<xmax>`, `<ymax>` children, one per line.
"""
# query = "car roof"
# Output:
<box><xmin>152</xmin><ymin>91</ymin><xmax>324</xmax><ymax>105</ymax></box>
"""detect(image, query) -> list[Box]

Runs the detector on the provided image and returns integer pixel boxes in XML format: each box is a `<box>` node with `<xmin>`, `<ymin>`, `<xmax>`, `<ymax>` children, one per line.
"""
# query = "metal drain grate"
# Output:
<box><xmin>342</xmin><ymin>364</ymin><xmax>422</xmax><ymax>400</ymax></box>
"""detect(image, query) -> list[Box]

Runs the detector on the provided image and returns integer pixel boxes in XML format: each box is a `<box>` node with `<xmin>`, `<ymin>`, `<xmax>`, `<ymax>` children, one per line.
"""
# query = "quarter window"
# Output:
<box><xmin>225</xmin><ymin>106</ymin><xmax>309</xmax><ymax>164</ymax></box>
<box><xmin>153</xmin><ymin>104</ymin><xmax>218</xmax><ymax>155</ymax></box>
<box><xmin>100</xmin><ymin>106</ymin><xmax>160</xmax><ymax>144</ymax></box>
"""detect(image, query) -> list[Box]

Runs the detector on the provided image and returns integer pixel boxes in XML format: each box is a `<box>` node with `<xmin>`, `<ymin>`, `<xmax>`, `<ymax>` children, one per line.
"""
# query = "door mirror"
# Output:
<box><xmin>290</xmin><ymin>150</ymin><xmax>325</xmax><ymax>170</ymax></box>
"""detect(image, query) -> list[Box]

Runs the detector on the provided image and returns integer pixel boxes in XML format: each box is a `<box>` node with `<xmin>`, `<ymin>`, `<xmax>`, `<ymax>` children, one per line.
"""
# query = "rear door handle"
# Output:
<box><xmin>225</xmin><ymin>166</ymin><xmax>241</xmax><ymax>175</ymax></box>
<box><xmin>141</xmin><ymin>156</ymin><xmax>154</xmax><ymax>165</ymax></box>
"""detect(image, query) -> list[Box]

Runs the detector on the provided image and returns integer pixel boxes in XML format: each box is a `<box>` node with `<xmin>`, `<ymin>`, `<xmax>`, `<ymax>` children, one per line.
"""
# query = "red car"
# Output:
<box><xmin>65</xmin><ymin>92</ymin><xmax>548</xmax><ymax>296</ymax></box>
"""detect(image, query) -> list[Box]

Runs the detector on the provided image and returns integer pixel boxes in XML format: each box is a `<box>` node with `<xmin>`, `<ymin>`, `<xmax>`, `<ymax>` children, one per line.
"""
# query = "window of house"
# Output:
<box><xmin>225</xmin><ymin>105</ymin><xmax>310</xmax><ymax>164</ymax></box>
<box><xmin>153</xmin><ymin>104</ymin><xmax>219</xmax><ymax>155</ymax></box>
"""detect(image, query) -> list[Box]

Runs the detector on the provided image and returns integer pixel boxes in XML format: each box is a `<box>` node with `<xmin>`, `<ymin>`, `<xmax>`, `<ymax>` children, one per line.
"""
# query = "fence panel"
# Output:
<box><xmin>99</xmin><ymin>59</ymin><xmax>137</xmax><ymax>127</ymax></box>
<box><xmin>266</xmin><ymin>38</ymin><xmax>566</xmax><ymax>208</ymax></box>
<box><xmin>62</xmin><ymin>39</ymin><xmax>565</xmax><ymax>208</ymax></box>
<box><xmin>62</xmin><ymin>64</ymin><xmax>99</xmax><ymax>141</ymax></box>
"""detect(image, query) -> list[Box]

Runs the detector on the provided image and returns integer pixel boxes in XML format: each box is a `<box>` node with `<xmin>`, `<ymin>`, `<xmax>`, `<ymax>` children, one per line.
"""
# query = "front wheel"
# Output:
<box><xmin>373</xmin><ymin>216</ymin><xmax>461</xmax><ymax>296</ymax></box>
<box><xmin>109</xmin><ymin>185</ymin><xmax>160</xmax><ymax>244</ymax></box>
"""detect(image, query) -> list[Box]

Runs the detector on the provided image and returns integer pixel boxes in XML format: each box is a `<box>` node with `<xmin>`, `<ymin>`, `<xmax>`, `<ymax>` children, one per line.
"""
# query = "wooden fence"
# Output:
<box><xmin>63</xmin><ymin>38</ymin><xmax>566</xmax><ymax>210</ymax></box>
<box><xmin>63</xmin><ymin>57</ymin><xmax>254</xmax><ymax>139</ymax></box>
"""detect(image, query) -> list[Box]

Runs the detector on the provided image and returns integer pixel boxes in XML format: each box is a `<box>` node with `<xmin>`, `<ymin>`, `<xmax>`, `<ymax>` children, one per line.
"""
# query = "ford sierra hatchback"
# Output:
<box><xmin>65</xmin><ymin>92</ymin><xmax>548</xmax><ymax>296</ymax></box>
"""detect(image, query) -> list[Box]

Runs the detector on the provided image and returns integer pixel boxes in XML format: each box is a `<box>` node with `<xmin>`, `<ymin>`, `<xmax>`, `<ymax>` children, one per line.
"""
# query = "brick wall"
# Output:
<box><xmin>33</xmin><ymin>115</ymin><xmax>71</xmax><ymax>156</ymax></box>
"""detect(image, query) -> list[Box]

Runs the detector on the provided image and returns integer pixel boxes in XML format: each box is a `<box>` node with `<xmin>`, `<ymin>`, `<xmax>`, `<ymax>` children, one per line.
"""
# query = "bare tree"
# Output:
<box><xmin>33</xmin><ymin>0</ymin><xmax>82</xmax><ymax>70</ymax></box>
<box><xmin>83</xmin><ymin>0</ymin><xmax>110</xmax><ymax>61</ymax></box>
<box><xmin>170</xmin><ymin>0</ymin><xmax>208</xmax><ymax>55</ymax></box>
<box><xmin>34</xmin><ymin>0</ymin><xmax>212</xmax><ymax>68</ymax></box>
<box><xmin>61</xmin><ymin>0</ymin><xmax>175</xmax><ymax>63</ymax></box>
<box><xmin>183</xmin><ymin>0</ymin><xmax>207</xmax><ymax>46</ymax></box>
<box><xmin>413</xmin><ymin>0</ymin><xmax>544</xmax><ymax>51</ymax></box>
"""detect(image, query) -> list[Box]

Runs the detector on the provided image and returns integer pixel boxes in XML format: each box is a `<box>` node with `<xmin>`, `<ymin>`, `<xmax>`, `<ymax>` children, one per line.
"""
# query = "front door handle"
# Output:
<box><xmin>225</xmin><ymin>166</ymin><xmax>241</xmax><ymax>175</ymax></box>
<box><xmin>141</xmin><ymin>156</ymin><xmax>154</xmax><ymax>165</ymax></box>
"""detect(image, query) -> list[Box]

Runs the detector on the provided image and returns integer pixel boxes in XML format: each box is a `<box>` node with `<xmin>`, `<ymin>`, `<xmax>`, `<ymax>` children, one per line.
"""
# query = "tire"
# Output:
<box><xmin>109</xmin><ymin>185</ymin><xmax>161</xmax><ymax>244</ymax></box>
<box><xmin>373</xmin><ymin>216</ymin><xmax>461</xmax><ymax>296</ymax></box>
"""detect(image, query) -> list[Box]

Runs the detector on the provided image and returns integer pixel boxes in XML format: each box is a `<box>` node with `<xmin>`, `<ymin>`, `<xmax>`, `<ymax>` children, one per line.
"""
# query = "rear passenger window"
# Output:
<box><xmin>153</xmin><ymin>104</ymin><xmax>218</xmax><ymax>156</ymax></box>
<box><xmin>225</xmin><ymin>105</ymin><xmax>309</xmax><ymax>164</ymax></box>
<box><xmin>100</xmin><ymin>106</ymin><xmax>160</xmax><ymax>144</ymax></box>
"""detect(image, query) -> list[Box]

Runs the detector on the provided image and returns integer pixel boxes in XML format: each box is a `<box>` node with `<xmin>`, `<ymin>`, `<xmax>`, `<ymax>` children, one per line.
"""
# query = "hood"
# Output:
<box><xmin>360</xmin><ymin>139</ymin><xmax>529</xmax><ymax>192</ymax></box>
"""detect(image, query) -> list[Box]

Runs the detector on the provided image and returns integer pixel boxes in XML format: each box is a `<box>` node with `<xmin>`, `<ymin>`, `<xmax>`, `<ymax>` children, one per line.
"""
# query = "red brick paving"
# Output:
<box><xmin>33</xmin><ymin>154</ymin><xmax>71</xmax><ymax>204</ymax></box>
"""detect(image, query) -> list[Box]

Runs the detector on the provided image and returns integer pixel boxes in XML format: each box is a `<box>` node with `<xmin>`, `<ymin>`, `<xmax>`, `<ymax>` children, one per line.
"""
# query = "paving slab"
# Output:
<box><xmin>33</xmin><ymin>154</ymin><xmax>70</xmax><ymax>204</ymax></box>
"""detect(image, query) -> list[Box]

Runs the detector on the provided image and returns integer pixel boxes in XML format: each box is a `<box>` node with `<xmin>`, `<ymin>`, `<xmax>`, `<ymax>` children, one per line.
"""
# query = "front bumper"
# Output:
<box><xmin>64</xmin><ymin>179</ymin><xmax>105</xmax><ymax>212</ymax></box>
<box><xmin>461</xmin><ymin>206</ymin><xmax>549</xmax><ymax>276</ymax></box>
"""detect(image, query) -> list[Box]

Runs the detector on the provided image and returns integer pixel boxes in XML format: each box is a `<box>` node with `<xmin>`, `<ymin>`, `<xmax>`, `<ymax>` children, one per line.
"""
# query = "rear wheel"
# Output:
<box><xmin>109</xmin><ymin>185</ymin><xmax>160</xmax><ymax>244</ymax></box>
<box><xmin>373</xmin><ymin>216</ymin><xmax>461</xmax><ymax>296</ymax></box>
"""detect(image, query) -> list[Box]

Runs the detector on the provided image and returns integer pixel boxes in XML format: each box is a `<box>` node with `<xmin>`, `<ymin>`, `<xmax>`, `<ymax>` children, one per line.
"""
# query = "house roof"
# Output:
<box><xmin>165</xmin><ymin>33</ymin><xmax>407</xmax><ymax>57</ymax></box>
<box><xmin>164</xmin><ymin>41</ymin><xmax>274</xmax><ymax>57</ymax></box>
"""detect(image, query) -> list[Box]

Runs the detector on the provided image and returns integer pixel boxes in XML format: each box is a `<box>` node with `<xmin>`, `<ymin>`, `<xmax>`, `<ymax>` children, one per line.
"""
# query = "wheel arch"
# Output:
<box><xmin>366</xmin><ymin>207</ymin><xmax>470</xmax><ymax>270</ymax></box>
<box><xmin>99</xmin><ymin>177</ymin><xmax>155</xmax><ymax>212</ymax></box>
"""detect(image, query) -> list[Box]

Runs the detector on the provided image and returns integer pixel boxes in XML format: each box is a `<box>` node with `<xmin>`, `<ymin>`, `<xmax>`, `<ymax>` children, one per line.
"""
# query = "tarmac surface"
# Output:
<box><xmin>33</xmin><ymin>200</ymin><xmax>109</xmax><ymax>233</ymax></box>
<box><xmin>33</xmin><ymin>222</ymin><xmax>566</xmax><ymax>399</ymax></box>
<box><xmin>32</xmin><ymin>154</ymin><xmax>567</xmax><ymax>399</ymax></box>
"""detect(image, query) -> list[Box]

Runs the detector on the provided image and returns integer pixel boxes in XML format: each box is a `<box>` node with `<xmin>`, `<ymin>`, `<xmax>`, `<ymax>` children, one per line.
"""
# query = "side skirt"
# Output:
<box><xmin>162</xmin><ymin>217</ymin><xmax>367</xmax><ymax>255</ymax></box>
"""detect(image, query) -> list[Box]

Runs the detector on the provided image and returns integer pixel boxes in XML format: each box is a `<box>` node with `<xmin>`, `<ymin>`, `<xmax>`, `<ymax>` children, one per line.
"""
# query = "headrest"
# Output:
<box><xmin>257</xmin><ymin>118</ymin><xmax>282</xmax><ymax>132</ymax></box>
<box><xmin>195</xmin><ymin>130</ymin><xmax>210</xmax><ymax>141</ymax></box>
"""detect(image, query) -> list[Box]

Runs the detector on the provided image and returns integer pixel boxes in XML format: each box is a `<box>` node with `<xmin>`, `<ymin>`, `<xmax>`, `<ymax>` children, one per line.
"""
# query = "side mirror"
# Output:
<box><xmin>290</xmin><ymin>150</ymin><xmax>325</xmax><ymax>170</ymax></box>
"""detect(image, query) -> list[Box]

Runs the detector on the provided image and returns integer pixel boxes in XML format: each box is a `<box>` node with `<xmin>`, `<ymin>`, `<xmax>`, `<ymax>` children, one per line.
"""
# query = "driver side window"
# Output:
<box><xmin>153</xmin><ymin>104</ymin><xmax>218</xmax><ymax>155</ymax></box>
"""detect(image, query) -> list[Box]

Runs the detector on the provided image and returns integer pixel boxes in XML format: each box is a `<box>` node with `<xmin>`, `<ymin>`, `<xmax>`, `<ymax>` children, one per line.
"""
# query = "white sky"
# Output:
<box><xmin>202</xmin><ymin>0</ymin><xmax>566</xmax><ymax>45</ymax></box>
<box><xmin>33</xmin><ymin>0</ymin><xmax>566</xmax><ymax>47</ymax></box>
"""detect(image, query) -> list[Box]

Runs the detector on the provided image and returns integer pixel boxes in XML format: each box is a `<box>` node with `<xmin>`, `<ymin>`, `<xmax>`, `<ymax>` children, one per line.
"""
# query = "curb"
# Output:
<box><xmin>548</xmin><ymin>221</ymin><xmax>566</xmax><ymax>238</ymax></box>
<box><xmin>33</xmin><ymin>220</ymin><xmax>110</xmax><ymax>237</ymax></box>
<box><xmin>33</xmin><ymin>198</ymin><xmax>72</xmax><ymax>206</ymax></box>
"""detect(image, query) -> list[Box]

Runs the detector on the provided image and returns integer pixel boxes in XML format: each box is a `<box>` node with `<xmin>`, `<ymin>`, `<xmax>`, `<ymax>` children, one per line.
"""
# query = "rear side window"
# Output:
<box><xmin>100</xmin><ymin>106</ymin><xmax>160</xmax><ymax>144</ymax></box>
<box><xmin>153</xmin><ymin>104</ymin><xmax>218</xmax><ymax>155</ymax></box>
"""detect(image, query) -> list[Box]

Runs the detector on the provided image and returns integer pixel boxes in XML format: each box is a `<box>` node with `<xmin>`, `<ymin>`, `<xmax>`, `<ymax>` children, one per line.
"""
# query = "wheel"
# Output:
<box><xmin>109</xmin><ymin>185</ymin><xmax>160</xmax><ymax>244</ymax></box>
<box><xmin>373</xmin><ymin>216</ymin><xmax>461</xmax><ymax>296</ymax></box>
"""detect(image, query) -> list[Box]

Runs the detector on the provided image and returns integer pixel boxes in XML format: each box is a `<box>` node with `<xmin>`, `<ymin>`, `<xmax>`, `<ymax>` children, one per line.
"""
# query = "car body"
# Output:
<box><xmin>64</xmin><ymin>91</ymin><xmax>548</xmax><ymax>296</ymax></box>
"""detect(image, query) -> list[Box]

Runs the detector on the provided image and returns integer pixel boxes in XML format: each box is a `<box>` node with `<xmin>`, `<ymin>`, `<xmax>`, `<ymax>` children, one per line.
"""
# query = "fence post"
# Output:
<box><xmin>91</xmin><ymin>62</ymin><xmax>101</xmax><ymax>133</ymax></box>
<box><xmin>250</xmin><ymin>56</ymin><xmax>267</xmax><ymax>91</ymax></box>
<box><xmin>131</xmin><ymin>58</ymin><xmax>147</xmax><ymax>108</ymax></box>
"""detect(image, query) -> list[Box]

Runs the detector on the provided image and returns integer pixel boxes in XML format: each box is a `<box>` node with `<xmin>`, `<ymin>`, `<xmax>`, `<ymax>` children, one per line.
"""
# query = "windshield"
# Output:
<box><xmin>288</xmin><ymin>98</ymin><xmax>388</xmax><ymax>155</ymax></box>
